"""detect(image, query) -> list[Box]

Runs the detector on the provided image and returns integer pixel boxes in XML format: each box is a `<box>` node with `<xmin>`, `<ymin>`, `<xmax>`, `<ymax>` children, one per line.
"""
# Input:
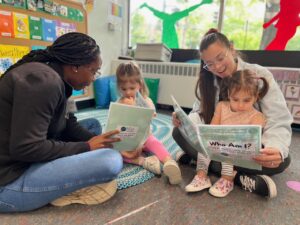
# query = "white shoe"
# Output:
<box><xmin>185</xmin><ymin>175</ymin><xmax>212</xmax><ymax>192</ymax></box>
<box><xmin>163</xmin><ymin>159</ymin><xmax>182</xmax><ymax>185</ymax></box>
<box><xmin>142</xmin><ymin>156</ymin><xmax>161</xmax><ymax>175</ymax></box>
<box><xmin>209</xmin><ymin>178</ymin><xmax>234</xmax><ymax>198</ymax></box>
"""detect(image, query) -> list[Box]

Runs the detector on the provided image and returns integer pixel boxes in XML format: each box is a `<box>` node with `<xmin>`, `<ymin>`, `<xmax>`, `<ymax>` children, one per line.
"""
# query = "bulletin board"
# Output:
<box><xmin>0</xmin><ymin>0</ymin><xmax>91</xmax><ymax>99</ymax></box>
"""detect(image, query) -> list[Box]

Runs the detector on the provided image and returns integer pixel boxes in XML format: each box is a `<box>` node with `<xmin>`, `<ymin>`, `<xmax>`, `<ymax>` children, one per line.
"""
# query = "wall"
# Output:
<box><xmin>76</xmin><ymin>0</ymin><xmax>128</xmax><ymax>100</ymax></box>
<box><xmin>87</xmin><ymin>0</ymin><xmax>128</xmax><ymax>74</ymax></box>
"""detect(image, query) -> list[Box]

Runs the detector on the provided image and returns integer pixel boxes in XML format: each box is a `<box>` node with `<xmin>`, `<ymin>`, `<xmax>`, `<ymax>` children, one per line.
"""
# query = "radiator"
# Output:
<box><xmin>111</xmin><ymin>60</ymin><xmax>200</xmax><ymax>108</ymax></box>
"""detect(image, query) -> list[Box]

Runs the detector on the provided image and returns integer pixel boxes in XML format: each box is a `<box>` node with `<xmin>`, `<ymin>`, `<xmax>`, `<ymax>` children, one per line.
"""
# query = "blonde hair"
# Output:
<box><xmin>116</xmin><ymin>61</ymin><xmax>149</xmax><ymax>97</ymax></box>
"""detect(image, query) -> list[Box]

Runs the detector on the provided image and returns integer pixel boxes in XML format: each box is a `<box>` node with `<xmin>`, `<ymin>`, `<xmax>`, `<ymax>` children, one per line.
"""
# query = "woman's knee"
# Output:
<box><xmin>73</xmin><ymin>150</ymin><xmax>123</xmax><ymax>181</ymax></box>
<box><xmin>276</xmin><ymin>154</ymin><xmax>291</xmax><ymax>174</ymax></box>
<box><xmin>107</xmin><ymin>150</ymin><xmax>123</xmax><ymax>176</ymax></box>
<box><xmin>97</xmin><ymin>149</ymin><xmax>123</xmax><ymax>178</ymax></box>
<box><xmin>79</xmin><ymin>118</ymin><xmax>102</xmax><ymax>135</ymax></box>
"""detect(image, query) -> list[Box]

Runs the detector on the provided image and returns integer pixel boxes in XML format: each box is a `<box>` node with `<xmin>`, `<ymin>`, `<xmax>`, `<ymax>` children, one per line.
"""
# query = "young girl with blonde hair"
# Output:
<box><xmin>116</xmin><ymin>61</ymin><xmax>182</xmax><ymax>185</ymax></box>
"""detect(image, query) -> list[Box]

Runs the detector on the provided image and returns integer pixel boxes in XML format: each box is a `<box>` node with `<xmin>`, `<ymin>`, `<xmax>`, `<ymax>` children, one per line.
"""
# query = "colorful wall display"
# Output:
<box><xmin>0</xmin><ymin>0</ymin><xmax>88</xmax><ymax>98</ymax></box>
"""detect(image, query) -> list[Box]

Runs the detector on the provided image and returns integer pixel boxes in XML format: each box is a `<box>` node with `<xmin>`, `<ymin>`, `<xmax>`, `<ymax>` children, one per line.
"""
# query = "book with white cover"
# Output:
<box><xmin>197</xmin><ymin>125</ymin><xmax>262</xmax><ymax>170</ymax></box>
<box><xmin>105</xmin><ymin>102</ymin><xmax>154</xmax><ymax>151</ymax></box>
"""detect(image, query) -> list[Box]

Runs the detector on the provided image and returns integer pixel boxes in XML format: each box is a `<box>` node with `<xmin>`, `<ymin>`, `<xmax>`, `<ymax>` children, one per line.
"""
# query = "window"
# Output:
<box><xmin>129</xmin><ymin>0</ymin><xmax>300</xmax><ymax>51</ymax></box>
<box><xmin>129</xmin><ymin>0</ymin><xmax>219</xmax><ymax>49</ymax></box>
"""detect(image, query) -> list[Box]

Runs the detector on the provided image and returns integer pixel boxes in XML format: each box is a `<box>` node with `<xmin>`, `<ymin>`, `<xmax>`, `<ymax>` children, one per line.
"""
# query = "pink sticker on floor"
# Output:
<box><xmin>286</xmin><ymin>181</ymin><xmax>300</xmax><ymax>192</ymax></box>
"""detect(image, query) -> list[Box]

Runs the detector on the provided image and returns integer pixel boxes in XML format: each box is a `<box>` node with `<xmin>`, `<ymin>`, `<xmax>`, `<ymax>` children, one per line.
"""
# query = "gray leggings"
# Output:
<box><xmin>172</xmin><ymin>127</ymin><xmax>291</xmax><ymax>176</ymax></box>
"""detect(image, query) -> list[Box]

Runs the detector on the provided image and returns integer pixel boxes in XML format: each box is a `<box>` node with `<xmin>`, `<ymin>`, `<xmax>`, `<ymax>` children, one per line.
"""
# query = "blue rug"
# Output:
<box><xmin>76</xmin><ymin>108</ymin><xmax>181</xmax><ymax>190</ymax></box>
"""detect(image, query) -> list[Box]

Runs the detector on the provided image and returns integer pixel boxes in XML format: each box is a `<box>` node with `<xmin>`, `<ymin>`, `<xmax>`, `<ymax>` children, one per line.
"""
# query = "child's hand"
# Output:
<box><xmin>121</xmin><ymin>148</ymin><xmax>141</xmax><ymax>159</ymax></box>
<box><xmin>87</xmin><ymin>130</ymin><xmax>121</xmax><ymax>150</ymax></box>
<box><xmin>172</xmin><ymin>112</ymin><xmax>181</xmax><ymax>127</ymax></box>
<box><xmin>119</xmin><ymin>97</ymin><xmax>135</xmax><ymax>105</ymax></box>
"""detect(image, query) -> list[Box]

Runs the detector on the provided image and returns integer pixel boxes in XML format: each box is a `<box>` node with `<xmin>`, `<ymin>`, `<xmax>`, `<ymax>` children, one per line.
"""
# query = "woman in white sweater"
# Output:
<box><xmin>173</xmin><ymin>28</ymin><xmax>292</xmax><ymax>198</ymax></box>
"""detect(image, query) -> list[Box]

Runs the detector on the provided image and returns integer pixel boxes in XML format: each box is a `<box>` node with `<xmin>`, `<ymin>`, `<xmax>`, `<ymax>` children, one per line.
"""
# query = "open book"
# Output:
<box><xmin>171</xmin><ymin>95</ymin><xmax>208</xmax><ymax>157</ymax></box>
<box><xmin>171</xmin><ymin>95</ymin><xmax>262</xmax><ymax>170</ymax></box>
<box><xmin>105</xmin><ymin>102</ymin><xmax>154</xmax><ymax>151</ymax></box>
<box><xmin>197</xmin><ymin>125</ymin><xmax>262</xmax><ymax>170</ymax></box>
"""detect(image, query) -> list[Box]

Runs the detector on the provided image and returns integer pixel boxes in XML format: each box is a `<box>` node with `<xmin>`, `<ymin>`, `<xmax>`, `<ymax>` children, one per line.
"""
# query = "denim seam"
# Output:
<box><xmin>18</xmin><ymin>177</ymin><xmax>115</xmax><ymax>192</ymax></box>
<box><xmin>0</xmin><ymin>200</ymin><xmax>16</xmax><ymax>210</ymax></box>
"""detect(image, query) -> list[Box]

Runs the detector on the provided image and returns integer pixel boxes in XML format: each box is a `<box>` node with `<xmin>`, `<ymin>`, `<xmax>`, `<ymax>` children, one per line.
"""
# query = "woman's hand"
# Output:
<box><xmin>172</xmin><ymin>112</ymin><xmax>181</xmax><ymax>127</ymax></box>
<box><xmin>87</xmin><ymin>130</ymin><xmax>121</xmax><ymax>150</ymax></box>
<box><xmin>253</xmin><ymin>147</ymin><xmax>283</xmax><ymax>168</ymax></box>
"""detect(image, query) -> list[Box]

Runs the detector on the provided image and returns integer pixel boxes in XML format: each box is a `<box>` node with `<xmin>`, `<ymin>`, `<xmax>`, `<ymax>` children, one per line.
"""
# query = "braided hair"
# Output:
<box><xmin>3</xmin><ymin>32</ymin><xmax>100</xmax><ymax>76</ymax></box>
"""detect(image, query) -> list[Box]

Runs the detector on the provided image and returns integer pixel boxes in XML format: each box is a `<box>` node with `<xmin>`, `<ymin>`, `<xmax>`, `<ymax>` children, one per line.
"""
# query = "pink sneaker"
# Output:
<box><xmin>209</xmin><ymin>178</ymin><xmax>234</xmax><ymax>198</ymax></box>
<box><xmin>185</xmin><ymin>175</ymin><xmax>212</xmax><ymax>193</ymax></box>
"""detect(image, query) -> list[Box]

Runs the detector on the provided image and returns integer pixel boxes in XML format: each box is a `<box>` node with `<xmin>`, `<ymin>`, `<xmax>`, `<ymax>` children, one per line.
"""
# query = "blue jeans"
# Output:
<box><xmin>0</xmin><ymin>119</ymin><xmax>123</xmax><ymax>212</ymax></box>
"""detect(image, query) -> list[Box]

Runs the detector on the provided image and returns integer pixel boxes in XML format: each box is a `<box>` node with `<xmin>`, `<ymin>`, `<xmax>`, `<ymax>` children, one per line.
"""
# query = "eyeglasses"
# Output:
<box><xmin>80</xmin><ymin>65</ymin><xmax>102</xmax><ymax>79</ymax></box>
<box><xmin>203</xmin><ymin>50</ymin><xmax>229</xmax><ymax>71</ymax></box>
<box><xmin>93</xmin><ymin>70</ymin><xmax>102</xmax><ymax>80</ymax></box>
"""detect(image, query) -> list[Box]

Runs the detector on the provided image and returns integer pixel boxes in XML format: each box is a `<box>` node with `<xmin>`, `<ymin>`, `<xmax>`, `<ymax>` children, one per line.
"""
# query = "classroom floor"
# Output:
<box><xmin>1</xmin><ymin>110</ymin><xmax>300</xmax><ymax>225</ymax></box>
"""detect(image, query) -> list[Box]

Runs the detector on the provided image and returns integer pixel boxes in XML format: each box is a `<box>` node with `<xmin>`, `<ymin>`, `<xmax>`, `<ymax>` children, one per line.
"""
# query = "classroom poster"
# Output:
<box><xmin>27</xmin><ymin>0</ymin><xmax>37</xmax><ymax>11</ymax></box>
<box><xmin>0</xmin><ymin>58</ymin><xmax>13</xmax><ymax>76</ymax></box>
<box><xmin>13</xmin><ymin>12</ymin><xmax>30</xmax><ymax>39</ymax></box>
<box><xmin>29</xmin><ymin>16</ymin><xmax>42</xmax><ymax>40</ymax></box>
<box><xmin>14</xmin><ymin>0</ymin><xmax>26</xmax><ymax>9</ymax></box>
<box><xmin>56</xmin><ymin>21</ymin><xmax>75</xmax><ymax>37</ymax></box>
<box><xmin>0</xmin><ymin>10</ymin><xmax>13</xmax><ymax>37</ymax></box>
<box><xmin>0</xmin><ymin>44</ymin><xmax>29</xmax><ymax>75</ymax></box>
<box><xmin>42</xmin><ymin>18</ymin><xmax>57</xmax><ymax>41</ymax></box>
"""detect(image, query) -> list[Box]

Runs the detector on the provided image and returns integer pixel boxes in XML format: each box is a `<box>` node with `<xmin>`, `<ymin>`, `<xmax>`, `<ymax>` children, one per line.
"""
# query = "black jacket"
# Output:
<box><xmin>0</xmin><ymin>62</ymin><xmax>94</xmax><ymax>186</ymax></box>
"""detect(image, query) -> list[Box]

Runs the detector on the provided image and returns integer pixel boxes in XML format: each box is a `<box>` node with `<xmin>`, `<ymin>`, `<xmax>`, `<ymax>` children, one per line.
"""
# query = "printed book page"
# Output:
<box><xmin>197</xmin><ymin>125</ymin><xmax>262</xmax><ymax>170</ymax></box>
<box><xmin>105</xmin><ymin>102</ymin><xmax>154</xmax><ymax>151</ymax></box>
<box><xmin>171</xmin><ymin>95</ymin><xmax>208</xmax><ymax>157</ymax></box>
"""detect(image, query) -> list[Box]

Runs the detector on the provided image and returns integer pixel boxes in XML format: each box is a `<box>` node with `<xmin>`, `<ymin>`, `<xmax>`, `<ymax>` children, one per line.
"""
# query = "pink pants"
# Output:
<box><xmin>123</xmin><ymin>134</ymin><xmax>170</xmax><ymax>163</ymax></box>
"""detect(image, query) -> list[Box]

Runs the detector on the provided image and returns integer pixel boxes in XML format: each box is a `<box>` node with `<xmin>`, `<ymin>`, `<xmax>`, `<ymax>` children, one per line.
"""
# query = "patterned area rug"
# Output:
<box><xmin>76</xmin><ymin>108</ymin><xmax>181</xmax><ymax>190</ymax></box>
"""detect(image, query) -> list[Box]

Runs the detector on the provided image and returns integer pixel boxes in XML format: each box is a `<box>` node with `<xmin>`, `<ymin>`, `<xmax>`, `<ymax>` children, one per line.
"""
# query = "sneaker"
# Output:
<box><xmin>175</xmin><ymin>151</ymin><xmax>191</xmax><ymax>165</ymax></box>
<box><xmin>51</xmin><ymin>180</ymin><xmax>117</xmax><ymax>206</ymax></box>
<box><xmin>234</xmin><ymin>174</ymin><xmax>277</xmax><ymax>198</ymax></box>
<box><xmin>209</xmin><ymin>178</ymin><xmax>234</xmax><ymax>198</ymax></box>
<box><xmin>185</xmin><ymin>175</ymin><xmax>212</xmax><ymax>192</ymax></box>
<box><xmin>163</xmin><ymin>159</ymin><xmax>182</xmax><ymax>185</ymax></box>
<box><xmin>142</xmin><ymin>156</ymin><xmax>161</xmax><ymax>175</ymax></box>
